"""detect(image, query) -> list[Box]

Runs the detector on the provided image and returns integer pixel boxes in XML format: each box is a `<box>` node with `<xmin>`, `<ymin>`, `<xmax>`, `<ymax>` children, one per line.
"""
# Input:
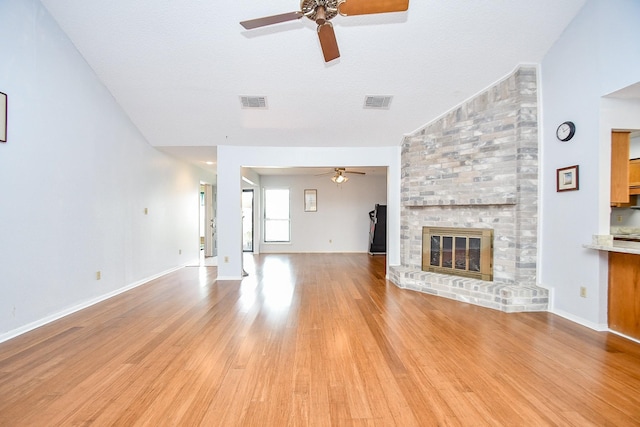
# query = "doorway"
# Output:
<box><xmin>242</xmin><ymin>189</ymin><xmax>254</xmax><ymax>252</ymax></box>
<box><xmin>201</xmin><ymin>184</ymin><xmax>217</xmax><ymax>258</ymax></box>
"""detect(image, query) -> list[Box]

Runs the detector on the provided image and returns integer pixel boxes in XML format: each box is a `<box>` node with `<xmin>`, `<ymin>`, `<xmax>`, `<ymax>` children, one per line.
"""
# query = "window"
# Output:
<box><xmin>264</xmin><ymin>188</ymin><xmax>290</xmax><ymax>242</ymax></box>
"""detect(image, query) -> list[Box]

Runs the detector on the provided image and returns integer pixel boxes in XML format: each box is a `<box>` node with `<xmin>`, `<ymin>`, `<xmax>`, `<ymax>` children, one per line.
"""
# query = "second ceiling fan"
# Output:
<box><xmin>316</xmin><ymin>168</ymin><xmax>365</xmax><ymax>184</ymax></box>
<box><xmin>240</xmin><ymin>0</ymin><xmax>409</xmax><ymax>63</ymax></box>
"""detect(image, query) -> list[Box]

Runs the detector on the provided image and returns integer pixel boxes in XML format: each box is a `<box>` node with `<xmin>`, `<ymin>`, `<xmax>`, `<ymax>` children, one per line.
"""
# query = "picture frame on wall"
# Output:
<box><xmin>0</xmin><ymin>91</ymin><xmax>6</xmax><ymax>143</ymax></box>
<box><xmin>304</xmin><ymin>189</ymin><xmax>317</xmax><ymax>212</ymax></box>
<box><xmin>557</xmin><ymin>165</ymin><xmax>579</xmax><ymax>192</ymax></box>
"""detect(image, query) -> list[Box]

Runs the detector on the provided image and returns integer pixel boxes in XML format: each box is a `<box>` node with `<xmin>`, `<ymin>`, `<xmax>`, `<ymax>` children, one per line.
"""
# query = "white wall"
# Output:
<box><xmin>611</xmin><ymin>207</ymin><xmax>640</xmax><ymax>228</ymax></box>
<box><xmin>217</xmin><ymin>146</ymin><xmax>401</xmax><ymax>279</ymax></box>
<box><xmin>259</xmin><ymin>173</ymin><xmax>387</xmax><ymax>253</ymax></box>
<box><xmin>540</xmin><ymin>0</ymin><xmax>640</xmax><ymax>328</ymax></box>
<box><xmin>630</xmin><ymin>136</ymin><xmax>640</xmax><ymax>159</ymax></box>
<box><xmin>0</xmin><ymin>0</ymin><xmax>214</xmax><ymax>341</ymax></box>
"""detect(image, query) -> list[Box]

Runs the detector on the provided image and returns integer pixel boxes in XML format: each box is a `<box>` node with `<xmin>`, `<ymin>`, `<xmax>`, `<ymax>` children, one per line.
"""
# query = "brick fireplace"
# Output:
<box><xmin>388</xmin><ymin>66</ymin><xmax>548</xmax><ymax>312</ymax></box>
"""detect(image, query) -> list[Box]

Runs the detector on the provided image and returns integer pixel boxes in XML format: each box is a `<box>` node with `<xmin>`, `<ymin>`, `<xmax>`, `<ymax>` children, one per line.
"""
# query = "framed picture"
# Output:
<box><xmin>304</xmin><ymin>189</ymin><xmax>317</xmax><ymax>212</ymax></box>
<box><xmin>557</xmin><ymin>165</ymin><xmax>579</xmax><ymax>192</ymax></box>
<box><xmin>0</xmin><ymin>91</ymin><xmax>6</xmax><ymax>143</ymax></box>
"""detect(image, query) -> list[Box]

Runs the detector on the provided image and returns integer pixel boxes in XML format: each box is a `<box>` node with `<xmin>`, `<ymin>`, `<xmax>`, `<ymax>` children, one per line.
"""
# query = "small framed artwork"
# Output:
<box><xmin>0</xmin><ymin>91</ymin><xmax>6</xmax><ymax>142</ymax></box>
<box><xmin>304</xmin><ymin>189</ymin><xmax>317</xmax><ymax>212</ymax></box>
<box><xmin>557</xmin><ymin>165</ymin><xmax>579</xmax><ymax>192</ymax></box>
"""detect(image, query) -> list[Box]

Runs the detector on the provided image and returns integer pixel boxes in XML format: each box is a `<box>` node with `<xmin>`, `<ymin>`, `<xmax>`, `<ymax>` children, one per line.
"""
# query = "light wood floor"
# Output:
<box><xmin>1</xmin><ymin>254</ymin><xmax>640</xmax><ymax>426</ymax></box>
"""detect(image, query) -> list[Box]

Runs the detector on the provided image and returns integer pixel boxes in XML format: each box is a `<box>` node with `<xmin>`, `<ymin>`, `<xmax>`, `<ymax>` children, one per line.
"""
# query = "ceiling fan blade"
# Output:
<box><xmin>240</xmin><ymin>11</ymin><xmax>304</xmax><ymax>30</ymax></box>
<box><xmin>338</xmin><ymin>0</ymin><xmax>409</xmax><ymax>16</ymax></box>
<box><xmin>318</xmin><ymin>23</ymin><xmax>340</xmax><ymax>62</ymax></box>
<box><xmin>316</xmin><ymin>167</ymin><xmax>348</xmax><ymax>176</ymax></box>
<box><xmin>344</xmin><ymin>171</ymin><xmax>366</xmax><ymax>175</ymax></box>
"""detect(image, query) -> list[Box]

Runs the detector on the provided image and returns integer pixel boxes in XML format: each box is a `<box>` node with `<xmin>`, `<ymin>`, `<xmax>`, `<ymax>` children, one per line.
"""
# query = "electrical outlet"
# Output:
<box><xmin>96</xmin><ymin>271</ymin><xmax>101</xmax><ymax>280</ymax></box>
<box><xmin>329</xmin><ymin>239</ymin><xmax>332</xmax><ymax>243</ymax></box>
<box><xmin>144</xmin><ymin>208</ymin><xmax>148</xmax><ymax>215</ymax></box>
<box><xmin>224</xmin><ymin>256</ymin><xmax>229</xmax><ymax>263</ymax></box>
<box><xmin>617</xmin><ymin>215</ymin><xmax>623</xmax><ymax>223</ymax></box>
<box><xmin>580</xmin><ymin>286</ymin><xmax>587</xmax><ymax>298</ymax></box>
<box><xmin>179</xmin><ymin>249</ymin><xmax>182</xmax><ymax>255</ymax></box>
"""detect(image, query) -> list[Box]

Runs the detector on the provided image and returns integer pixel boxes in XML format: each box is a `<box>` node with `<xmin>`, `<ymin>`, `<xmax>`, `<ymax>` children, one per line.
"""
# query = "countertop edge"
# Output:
<box><xmin>583</xmin><ymin>243</ymin><xmax>640</xmax><ymax>255</ymax></box>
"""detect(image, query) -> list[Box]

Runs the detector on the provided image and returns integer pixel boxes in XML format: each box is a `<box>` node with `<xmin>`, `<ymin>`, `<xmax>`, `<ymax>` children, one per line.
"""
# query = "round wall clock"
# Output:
<box><xmin>556</xmin><ymin>121</ymin><xmax>576</xmax><ymax>142</ymax></box>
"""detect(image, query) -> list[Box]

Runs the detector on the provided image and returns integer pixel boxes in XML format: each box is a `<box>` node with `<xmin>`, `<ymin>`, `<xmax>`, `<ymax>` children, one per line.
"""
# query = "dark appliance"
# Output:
<box><xmin>368</xmin><ymin>204</ymin><xmax>386</xmax><ymax>255</ymax></box>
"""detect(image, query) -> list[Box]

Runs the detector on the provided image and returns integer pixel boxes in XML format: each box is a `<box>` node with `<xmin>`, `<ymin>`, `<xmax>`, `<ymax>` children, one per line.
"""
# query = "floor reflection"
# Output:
<box><xmin>240</xmin><ymin>254</ymin><xmax>294</xmax><ymax>313</ymax></box>
<box><xmin>198</xmin><ymin>266</ymin><xmax>208</xmax><ymax>287</ymax></box>
<box><xmin>238</xmin><ymin>273</ymin><xmax>258</xmax><ymax>312</ymax></box>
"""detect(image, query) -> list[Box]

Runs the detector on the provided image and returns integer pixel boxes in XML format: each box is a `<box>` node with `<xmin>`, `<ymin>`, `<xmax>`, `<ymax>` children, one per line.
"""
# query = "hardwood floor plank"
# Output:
<box><xmin>1</xmin><ymin>254</ymin><xmax>640</xmax><ymax>425</ymax></box>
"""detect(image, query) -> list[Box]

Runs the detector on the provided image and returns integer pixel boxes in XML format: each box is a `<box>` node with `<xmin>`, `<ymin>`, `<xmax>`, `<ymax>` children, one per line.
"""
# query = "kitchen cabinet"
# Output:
<box><xmin>629</xmin><ymin>159</ymin><xmax>640</xmax><ymax>195</ymax></box>
<box><xmin>611</xmin><ymin>131</ymin><xmax>631</xmax><ymax>206</ymax></box>
<box><xmin>609</xmin><ymin>252</ymin><xmax>640</xmax><ymax>340</ymax></box>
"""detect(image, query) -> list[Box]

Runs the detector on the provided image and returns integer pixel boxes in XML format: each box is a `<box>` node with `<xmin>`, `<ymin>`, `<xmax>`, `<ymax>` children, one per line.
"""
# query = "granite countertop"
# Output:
<box><xmin>584</xmin><ymin>232</ymin><xmax>640</xmax><ymax>255</ymax></box>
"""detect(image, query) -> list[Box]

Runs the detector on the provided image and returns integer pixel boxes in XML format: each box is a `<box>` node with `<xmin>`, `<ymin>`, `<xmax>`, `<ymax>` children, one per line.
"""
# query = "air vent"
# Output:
<box><xmin>364</xmin><ymin>95</ymin><xmax>392</xmax><ymax>109</ymax></box>
<box><xmin>240</xmin><ymin>96</ymin><xmax>268</xmax><ymax>109</ymax></box>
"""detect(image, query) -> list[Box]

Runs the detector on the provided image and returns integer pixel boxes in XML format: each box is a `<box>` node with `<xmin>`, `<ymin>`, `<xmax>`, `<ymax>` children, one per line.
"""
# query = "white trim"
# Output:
<box><xmin>0</xmin><ymin>266</ymin><xmax>182</xmax><ymax>344</ymax></box>
<box><xmin>535</xmin><ymin>63</ymin><xmax>545</xmax><ymax>288</ymax></box>
<box><xmin>260</xmin><ymin>250</ymin><xmax>370</xmax><ymax>254</ymax></box>
<box><xmin>608</xmin><ymin>329</ymin><xmax>640</xmax><ymax>345</ymax></box>
<box><xmin>550</xmin><ymin>307</ymin><xmax>609</xmax><ymax>332</ymax></box>
<box><xmin>215</xmin><ymin>276</ymin><xmax>243</xmax><ymax>281</ymax></box>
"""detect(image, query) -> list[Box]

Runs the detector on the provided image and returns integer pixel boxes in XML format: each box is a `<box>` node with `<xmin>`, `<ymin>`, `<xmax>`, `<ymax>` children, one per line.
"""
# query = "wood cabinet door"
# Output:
<box><xmin>611</xmin><ymin>132</ymin><xmax>630</xmax><ymax>205</ymax></box>
<box><xmin>630</xmin><ymin>159</ymin><xmax>640</xmax><ymax>195</ymax></box>
<box><xmin>608</xmin><ymin>252</ymin><xmax>640</xmax><ymax>340</ymax></box>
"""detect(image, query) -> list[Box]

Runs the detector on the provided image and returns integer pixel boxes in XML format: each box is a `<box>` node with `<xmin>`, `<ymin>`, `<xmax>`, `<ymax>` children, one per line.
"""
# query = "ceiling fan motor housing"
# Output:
<box><xmin>301</xmin><ymin>0</ymin><xmax>340</xmax><ymax>23</ymax></box>
<box><xmin>240</xmin><ymin>0</ymin><xmax>409</xmax><ymax>62</ymax></box>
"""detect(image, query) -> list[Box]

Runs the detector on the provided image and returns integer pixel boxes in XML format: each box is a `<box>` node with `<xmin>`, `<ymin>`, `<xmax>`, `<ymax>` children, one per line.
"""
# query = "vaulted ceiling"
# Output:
<box><xmin>40</xmin><ymin>0</ymin><xmax>588</xmax><ymax>171</ymax></box>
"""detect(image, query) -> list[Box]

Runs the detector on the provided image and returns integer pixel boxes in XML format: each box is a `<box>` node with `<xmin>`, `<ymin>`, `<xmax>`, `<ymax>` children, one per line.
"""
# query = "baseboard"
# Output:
<box><xmin>541</xmin><ymin>287</ymin><xmax>610</xmax><ymax>332</ymax></box>
<box><xmin>549</xmin><ymin>308</ymin><xmax>609</xmax><ymax>332</ymax></box>
<box><xmin>258</xmin><ymin>250</ymin><xmax>370</xmax><ymax>254</ymax></box>
<box><xmin>0</xmin><ymin>266</ymin><xmax>182</xmax><ymax>345</ymax></box>
<box><xmin>608</xmin><ymin>329</ymin><xmax>640</xmax><ymax>345</ymax></box>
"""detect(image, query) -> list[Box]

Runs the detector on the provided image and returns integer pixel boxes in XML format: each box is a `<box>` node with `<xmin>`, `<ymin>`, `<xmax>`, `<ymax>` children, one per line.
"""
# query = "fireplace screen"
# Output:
<box><xmin>423</xmin><ymin>227</ymin><xmax>493</xmax><ymax>280</ymax></box>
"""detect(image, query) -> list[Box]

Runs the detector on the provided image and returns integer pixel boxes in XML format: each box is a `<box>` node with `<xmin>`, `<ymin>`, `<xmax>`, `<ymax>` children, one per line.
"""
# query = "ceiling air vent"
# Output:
<box><xmin>363</xmin><ymin>95</ymin><xmax>392</xmax><ymax>110</ymax></box>
<box><xmin>240</xmin><ymin>96</ymin><xmax>268</xmax><ymax>109</ymax></box>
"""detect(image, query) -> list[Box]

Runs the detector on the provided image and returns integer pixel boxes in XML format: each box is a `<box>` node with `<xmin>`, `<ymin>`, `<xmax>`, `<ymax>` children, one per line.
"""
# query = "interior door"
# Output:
<box><xmin>204</xmin><ymin>184</ymin><xmax>217</xmax><ymax>257</ymax></box>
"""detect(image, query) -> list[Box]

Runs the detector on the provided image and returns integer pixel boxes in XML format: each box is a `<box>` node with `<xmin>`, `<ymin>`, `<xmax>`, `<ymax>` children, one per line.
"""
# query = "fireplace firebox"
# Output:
<box><xmin>422</xmin><ymin>227</ymin><xmax>493</xmax><ymax>281</ymax></box>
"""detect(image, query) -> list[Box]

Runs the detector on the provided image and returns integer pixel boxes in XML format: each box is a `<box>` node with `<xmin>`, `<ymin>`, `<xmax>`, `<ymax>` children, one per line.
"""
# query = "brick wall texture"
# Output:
<box><xmin>390</xmin><ymin>66</ymin><xmax>548</xmax><ymax>312</ymax></box>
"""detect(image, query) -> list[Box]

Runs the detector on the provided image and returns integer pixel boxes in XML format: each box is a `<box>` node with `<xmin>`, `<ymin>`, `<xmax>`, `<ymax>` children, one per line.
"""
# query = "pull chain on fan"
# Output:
<box><xmin>240</xmin><ymin>0</ymin><xmax>409</xmax><ymax>62</ymax></box>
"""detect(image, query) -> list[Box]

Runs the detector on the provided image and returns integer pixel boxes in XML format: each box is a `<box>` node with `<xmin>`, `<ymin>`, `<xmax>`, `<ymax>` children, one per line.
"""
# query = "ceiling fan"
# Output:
<box><xmin>240</xmin><ymin>0</ymin><xmax>410</xmax><ymax>62</ymax></box>
<box><xmin>316</xmin><ymin>167</ymin><xmax>365</xmax><ymax>183</ymax></box>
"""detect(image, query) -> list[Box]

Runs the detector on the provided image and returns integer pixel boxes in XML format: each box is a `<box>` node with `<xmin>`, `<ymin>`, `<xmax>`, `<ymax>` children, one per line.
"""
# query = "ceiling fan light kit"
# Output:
<box><xmin>240</xmin><ymin>0</ymin><xmax>410</xmax><ymax>63</ymax></box>
<box><xmin>318</xmin><ymin>167</ymin><xmax>366</xmax><ymax>184</ymax></box>
<box><xmin>332</xmin><ymin>173</ymin><xmax>349</xmax><ymax>184</ymax></box>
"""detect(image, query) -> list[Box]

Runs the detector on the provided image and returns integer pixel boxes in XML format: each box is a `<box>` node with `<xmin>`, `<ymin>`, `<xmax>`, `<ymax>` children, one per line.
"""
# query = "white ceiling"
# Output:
<box><xmin>607</xmin><ymin>82</ymin><xmax>640</xmax><ymax>100</ymax></box>
<box><xmin>40</xmin><ymin>0</ymin><xmax>589</xmax><ymax>173</ymax></box>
